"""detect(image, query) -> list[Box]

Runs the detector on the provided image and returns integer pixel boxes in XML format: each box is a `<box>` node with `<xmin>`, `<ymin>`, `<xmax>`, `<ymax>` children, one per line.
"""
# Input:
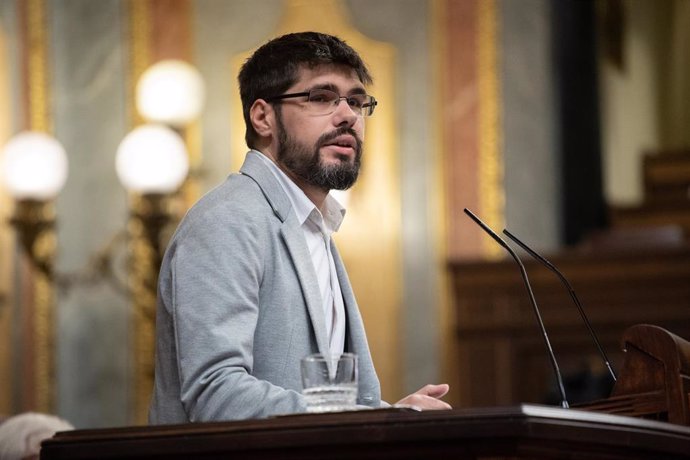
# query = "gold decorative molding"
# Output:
<box><xmin>27</xmin><ymin>204</ymin><xmax>57</xmax><ymax>412</ymax></box>
<box><xmin>25</xmin><ymin>0</ymin><xmax>50</xmax><ymax>132</ymax></box>
<box><xmin>0</xmin><ymin>21</ymin><xmax>13</xmax><ymax>414</ymax></box>
<box><xmin>127</xmin><ymin>0</ymin><xmax>151</xmax><ymax>127</ymax></box>
<box><xmin>20</xmin><ymin>0</ymin><xmax>55</xmax><ymax>413</ymax></box>
<box><xmin>181</xmin><ymin>120</ymin><xmax>202</xmax><ymax>205</ymax></box>
<box><xmin>126</xmin><ymin>0</ymin><xmax>154</xmax><ymax>425</ymax></box>
<box><xmin>477</xmin><ymin>0</ymin><xmax>504</xmax><ymax>257</ymax></box>
<box><xmin>127</xmin><ymin>200</ymin><xmax>161</xmax><ymax>425</ymax></box>
<box><xmin>230</xmin><ymin>0</ymin><xmax>403</xmax><ymax>400</ymax></box>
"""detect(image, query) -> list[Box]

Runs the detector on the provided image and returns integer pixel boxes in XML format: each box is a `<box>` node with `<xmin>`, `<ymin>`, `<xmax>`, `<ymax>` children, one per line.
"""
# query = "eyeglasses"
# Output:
<box><xmin>266</xmin><ymin>88</ymin><xmax>378</xmax><ymax>117</ymax></box>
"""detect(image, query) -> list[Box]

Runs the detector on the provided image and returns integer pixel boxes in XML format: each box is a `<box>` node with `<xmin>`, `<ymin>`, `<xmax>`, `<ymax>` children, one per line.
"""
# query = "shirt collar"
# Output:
<box><xmin>253</xmin><ymin>150</ymin><xmax>346</xmax><ymax>232</ymax></box>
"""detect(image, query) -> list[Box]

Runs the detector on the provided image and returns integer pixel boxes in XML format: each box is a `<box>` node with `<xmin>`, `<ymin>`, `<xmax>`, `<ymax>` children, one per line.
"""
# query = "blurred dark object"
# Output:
<box><xmin>609</xmin><ymin>150</ymin><xmax>690</xmax><ymax>243</ymax></box>
<box><xmin>580</xmin><ymin>225</ymin><xmax>685</xmax><ymax>253</ymax></box>
<box><xmin>600</xmin><ymin>0</ymin><xmax>626</xmax><ymax>71</ymax></box>
<box><xmin>544</xmin><ymin>361</ymin><xmax>614</xmax><ymax>406</ymax></box>
<box><xmin>553</xmin><ymin>0</ymin><xmax>608</xmax><ymax>246</ymax></box>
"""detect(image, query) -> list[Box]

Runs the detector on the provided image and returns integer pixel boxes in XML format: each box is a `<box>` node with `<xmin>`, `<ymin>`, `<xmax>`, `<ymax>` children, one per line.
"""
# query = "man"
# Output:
<box><xmin>149</xmin><ymin>31</ymin><xmax>450</xmax><ymax>424</ymax></box>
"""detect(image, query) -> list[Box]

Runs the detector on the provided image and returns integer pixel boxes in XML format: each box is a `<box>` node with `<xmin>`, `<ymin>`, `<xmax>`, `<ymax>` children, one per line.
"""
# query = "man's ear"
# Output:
<box><xmin>249</xmin><ymin>99</ymin><xmax>275</xmax><ymax>139</ymax></box>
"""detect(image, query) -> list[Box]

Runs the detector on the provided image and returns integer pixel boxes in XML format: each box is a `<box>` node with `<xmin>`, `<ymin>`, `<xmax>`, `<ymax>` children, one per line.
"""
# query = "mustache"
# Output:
<box><xmin>316</xmin><ymin>126</ymin><xmax>363</xmax><ymax>152</ymax></box>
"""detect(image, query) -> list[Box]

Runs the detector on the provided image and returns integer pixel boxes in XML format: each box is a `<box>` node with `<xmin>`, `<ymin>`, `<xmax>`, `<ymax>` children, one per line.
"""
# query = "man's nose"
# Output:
<box><xmin>332</xmin><ymin>98</ymin><xmax>358</xmax><ymax>126</ymax></box>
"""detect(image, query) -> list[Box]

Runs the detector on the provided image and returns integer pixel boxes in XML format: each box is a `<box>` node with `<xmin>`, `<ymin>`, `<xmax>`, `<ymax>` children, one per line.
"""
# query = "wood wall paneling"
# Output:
<box><xmin>450</xmin><ymin>247</ymin><xmax>690</xmax><ymax>407</ymax></box>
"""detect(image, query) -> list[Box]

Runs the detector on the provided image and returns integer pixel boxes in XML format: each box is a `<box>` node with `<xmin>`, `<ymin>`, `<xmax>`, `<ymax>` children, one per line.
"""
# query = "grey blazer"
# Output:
<box><xmin>149</xmin><ymin>151</ymin><xmax>382</xmax><ymax>424</ymax></box>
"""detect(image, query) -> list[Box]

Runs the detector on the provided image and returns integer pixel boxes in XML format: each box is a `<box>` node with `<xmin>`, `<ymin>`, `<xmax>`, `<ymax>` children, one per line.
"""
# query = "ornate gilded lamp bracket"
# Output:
<box><xmin>8</xmin><ymin>200</ymin><xmax>56</xmax><ymax>280</ymax></box>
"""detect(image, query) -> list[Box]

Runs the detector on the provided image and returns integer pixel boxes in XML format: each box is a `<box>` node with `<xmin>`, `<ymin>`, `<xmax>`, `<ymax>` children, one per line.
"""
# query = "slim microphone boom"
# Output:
<box><xmin>502</xmin><ymin>228</ymin><xmax>617</xmax><ymax>383</ymax></box>
<box><xmin>463</xmin><ymin>208</ymin><xmax>569</xmax><ymax>409</ymax></box>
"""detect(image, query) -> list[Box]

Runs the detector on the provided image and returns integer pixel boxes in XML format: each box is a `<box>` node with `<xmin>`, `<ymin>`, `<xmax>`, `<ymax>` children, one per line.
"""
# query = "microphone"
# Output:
<box><xmin>463</xmin><ymin>208</ymin><xmax>569</xmax><ymax>409</ymax></box>
<box><xmin>502</xmin><ymin>228</ymin><xmax>617</xmax><ymax>383</ymax></box>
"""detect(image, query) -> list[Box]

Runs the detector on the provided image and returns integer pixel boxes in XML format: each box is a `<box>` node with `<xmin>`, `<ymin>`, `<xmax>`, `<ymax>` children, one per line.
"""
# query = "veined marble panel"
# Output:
<box><xmin>500</xmin><ymin>0</ymin><xmax>560</xmax><ymax>251</ymax></box>
<box><xmin>51</xmin><ymin>0</ymin><xmax>129</xmax><ymax>428</ymax></box>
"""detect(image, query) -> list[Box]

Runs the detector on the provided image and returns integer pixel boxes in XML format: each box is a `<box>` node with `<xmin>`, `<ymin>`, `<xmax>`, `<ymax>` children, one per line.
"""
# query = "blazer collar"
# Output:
<box><xmin>239</xmin><ymin>150</ymin><xmax>292</xmax><ymax>223</ymax></box>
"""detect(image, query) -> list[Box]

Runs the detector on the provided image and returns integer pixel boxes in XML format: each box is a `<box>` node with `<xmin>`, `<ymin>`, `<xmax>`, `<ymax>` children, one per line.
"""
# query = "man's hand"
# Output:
<box><xmin>395</xmin><ymin>384</ymin><xmax>452</xmax><ymax>410</ymax></box>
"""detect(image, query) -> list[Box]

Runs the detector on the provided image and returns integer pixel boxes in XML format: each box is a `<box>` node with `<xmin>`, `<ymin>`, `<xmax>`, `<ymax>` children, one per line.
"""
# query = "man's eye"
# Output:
<box><xmin>347</xmin><ymin>97</ymin><xmax>365</xmax><ymax>108</ymax></box>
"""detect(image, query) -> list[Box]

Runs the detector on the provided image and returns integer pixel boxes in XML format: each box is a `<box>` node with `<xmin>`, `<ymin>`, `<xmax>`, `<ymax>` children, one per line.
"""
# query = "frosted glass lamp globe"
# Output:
<box><xmin>0</xmin><ymin>131</ymin><xmax>68</xmax><ymax>200</ymax></box>
<box><xmin>136</xmin><ymin>60</ymin><xmax>205</xmax><ymax>126</ymax></box>
<box><xmin>115</xmin><ymin>124</ymin><xmax>189</xmax><ymax>194</ymax></box>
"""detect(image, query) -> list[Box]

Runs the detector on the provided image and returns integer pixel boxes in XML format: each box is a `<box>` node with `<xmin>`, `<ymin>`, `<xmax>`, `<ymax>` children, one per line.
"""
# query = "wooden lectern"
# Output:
<box><xmin>39</xmin><ymin>405</ymin><xmax>690</xmax><ymax>459</ymax></box>
<box><xmin>41</xmin><ymin>324</ymin><xmax>690</xmax><ymax>459</ymax></box>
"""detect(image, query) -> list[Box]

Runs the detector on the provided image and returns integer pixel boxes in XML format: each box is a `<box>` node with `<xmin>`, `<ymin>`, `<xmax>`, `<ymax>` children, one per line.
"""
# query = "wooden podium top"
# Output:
<box><xmin>41</xmin><ymin>405</ymin><xmax>690</xmax><ymax>459</ymax></box>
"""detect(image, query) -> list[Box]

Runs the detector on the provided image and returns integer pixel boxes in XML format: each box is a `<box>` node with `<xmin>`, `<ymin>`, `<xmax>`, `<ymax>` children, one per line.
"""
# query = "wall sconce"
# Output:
<box><xmin>122</xmin><ymin>58</ymin><xmax>203</xmax><ymax>260</ymax></box>
<box><xmin>123</xmin><ymin>58</ymin><xmax>204</xmax><ymax>423</ymax></box>
<box><xmin>136</xmin><ymin>59</ymin><xmax>205</xmax><ymax>127</ymax></box>
<box><xmin>1</xmin><ymin>131</ymin><xmax>68</xmax><ymax>278</ymax></box>
<box><xmin>1</xmin><ymin>132</ymin><xmax>126</xmax><ymax>295</ymax></box>
<box><xmin>121</xmin><ymin>57</ymin><xmax>204</xmax><ymax>248</ymax></box>
<box><xmin>0</xmin><ymin>130</ymin><xmax>68</xmax><ymax>412</ymax></box>
<box><xmin>115</xmin><ymin>123</ymin><xmax>189</xmax><ymax>256</ymax></box>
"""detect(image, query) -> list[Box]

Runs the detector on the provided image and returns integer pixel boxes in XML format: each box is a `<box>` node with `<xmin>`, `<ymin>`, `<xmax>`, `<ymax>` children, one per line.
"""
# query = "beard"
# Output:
<box><xmin>275</xmin><ymin>114</ymin><xmax>363</xmax><ymax>191</ymax></box>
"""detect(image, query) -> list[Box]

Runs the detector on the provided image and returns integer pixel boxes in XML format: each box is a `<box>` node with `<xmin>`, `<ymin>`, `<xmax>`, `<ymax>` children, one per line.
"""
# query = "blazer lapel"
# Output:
<box><xmin>331</xmin><ymin>243</ymin><xmax>361</xmax><ymax>349</ymax></box>
<box><xmin>240</xmin><ymin>151</ymin><xmax>331</xmax><ymax>357</ymax></box>
<box><xmin>280</xmin><ymin>221</ymin><xmax>331</xmax><ymax>357</ymax></box>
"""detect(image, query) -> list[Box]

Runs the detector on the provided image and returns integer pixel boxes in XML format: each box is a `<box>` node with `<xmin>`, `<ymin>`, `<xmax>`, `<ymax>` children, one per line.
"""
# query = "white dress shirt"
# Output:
<box><xmin>255</xmin><ymin>150</ymin><xmax>346</xmax><ymax>356</ymax></box>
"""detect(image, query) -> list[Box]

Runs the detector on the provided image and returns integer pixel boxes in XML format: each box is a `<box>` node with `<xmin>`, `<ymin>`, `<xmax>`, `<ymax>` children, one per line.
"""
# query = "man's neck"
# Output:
<box><xmin>280</xmin><ymin>168</ymin><xmax>329</xmax><ymax>211</ymax></box>
<box><xmin>255</xmin><ymin>147</ymin><xmax>329</xmax><ymax>211</ymax></box>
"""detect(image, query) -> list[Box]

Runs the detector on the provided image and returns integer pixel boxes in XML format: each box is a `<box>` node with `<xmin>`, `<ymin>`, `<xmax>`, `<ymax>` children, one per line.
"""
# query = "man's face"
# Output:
<box><xmin>273</xmin><ymin>64</ymin><xmax>366</xmax><ymax>191</ymax></box>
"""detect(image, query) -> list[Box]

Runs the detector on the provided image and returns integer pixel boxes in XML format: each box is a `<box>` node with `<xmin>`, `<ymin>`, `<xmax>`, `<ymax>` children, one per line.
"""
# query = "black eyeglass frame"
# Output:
<box><xmin>265</xmin><ymin>89</ymin><xmax>378</xmax><ymax>117</ymax></box>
